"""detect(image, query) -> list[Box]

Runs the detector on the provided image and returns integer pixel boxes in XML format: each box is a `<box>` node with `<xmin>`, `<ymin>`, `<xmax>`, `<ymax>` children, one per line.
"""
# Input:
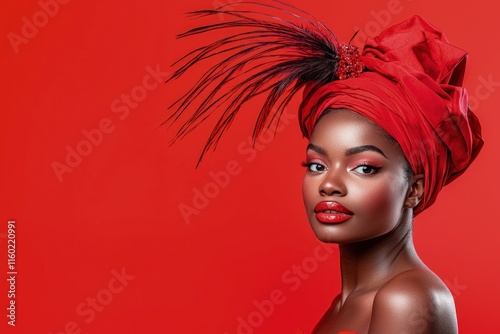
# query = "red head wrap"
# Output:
<box><xmin>299</xmin><ymin>16</ymin><xmax>483</xmax><ymax>215</ymax></box>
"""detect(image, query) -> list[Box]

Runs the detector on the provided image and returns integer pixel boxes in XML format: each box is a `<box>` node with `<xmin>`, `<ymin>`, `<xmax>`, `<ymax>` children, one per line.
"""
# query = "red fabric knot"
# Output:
<box><xmin>335</xmin><ymin>44</ymin><xmax>364</xmax><ymax>80</ymax></box>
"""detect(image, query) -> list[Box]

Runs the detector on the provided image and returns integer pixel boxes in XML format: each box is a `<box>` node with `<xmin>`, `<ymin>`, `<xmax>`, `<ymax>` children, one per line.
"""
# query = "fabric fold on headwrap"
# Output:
<box><xmin>299</xmin><ymin>15</ymin><xmax>483</xmax><ymax>215</ymax></box>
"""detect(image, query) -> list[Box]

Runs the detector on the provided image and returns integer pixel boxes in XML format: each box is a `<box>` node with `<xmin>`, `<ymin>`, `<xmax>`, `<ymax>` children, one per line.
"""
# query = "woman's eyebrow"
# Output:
<box><xmin>306</xmin><ymin>143</ymin><xmax>327</xmax><ymax>156</ymax></box>
<box><xmin>346</xmin><ymin>145</ymin><xmax>388</xmax><ymax>159</ymax></box>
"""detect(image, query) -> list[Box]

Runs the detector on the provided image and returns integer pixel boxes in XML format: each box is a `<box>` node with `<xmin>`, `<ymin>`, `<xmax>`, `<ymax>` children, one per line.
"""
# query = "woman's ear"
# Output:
<box><xmin>405</xmin><ymin>174</ymin><xmax>424</xmax><ymax>208</ymax></box>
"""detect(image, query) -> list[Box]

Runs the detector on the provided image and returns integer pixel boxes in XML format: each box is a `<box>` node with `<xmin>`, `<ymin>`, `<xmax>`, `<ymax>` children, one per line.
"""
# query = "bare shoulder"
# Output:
<box><xmin>368</xmin><ymin>269</ymin><xmax>458</xmax><ymax>334</ymax></box>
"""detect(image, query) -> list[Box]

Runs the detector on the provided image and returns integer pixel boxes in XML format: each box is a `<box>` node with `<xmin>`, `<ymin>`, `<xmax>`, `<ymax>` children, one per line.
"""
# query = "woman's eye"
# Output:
<box><xmin>302</xmin><ymin>162</ymin><xmax>326</xmax><ymax>173</ymax></box>
<box><xmin>352</xmin><ymin>165</ymin><xmax>381</xmax><ymax>175</ymax></box>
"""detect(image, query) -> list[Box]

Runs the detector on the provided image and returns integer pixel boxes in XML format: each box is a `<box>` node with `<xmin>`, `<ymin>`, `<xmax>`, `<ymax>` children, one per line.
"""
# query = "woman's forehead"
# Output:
<box><xmin>308</xmin><ymin>109</ymin><xmax>405</xmax><ymax>157</ymax></box>
<box><xmin>312</xmin><ymin>109</ymin><xmax>393</xmax><ymax>141</ymax></box>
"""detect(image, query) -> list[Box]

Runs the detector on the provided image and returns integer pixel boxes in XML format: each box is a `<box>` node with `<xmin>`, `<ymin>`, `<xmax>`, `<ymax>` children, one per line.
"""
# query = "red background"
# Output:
<box><xmin>1</xmin><ymin>0</ymin><xmax>499</xmax><ymax>333</ymax></box>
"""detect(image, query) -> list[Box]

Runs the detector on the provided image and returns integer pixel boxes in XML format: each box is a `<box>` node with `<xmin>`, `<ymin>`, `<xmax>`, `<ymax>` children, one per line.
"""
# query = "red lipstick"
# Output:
<box><xmin>314</xmin><ymin>201</ymin><xmax>353</xmax><ymax>224</ymax></box>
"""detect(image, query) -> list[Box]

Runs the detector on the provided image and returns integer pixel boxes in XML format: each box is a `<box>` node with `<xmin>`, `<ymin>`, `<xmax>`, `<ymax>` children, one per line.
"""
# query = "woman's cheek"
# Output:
<box><xmin>358</xmin><ymin>177</ymin><xmax>405</xmax><ymax>222</ymax></box>
<box><xmin>350</xmin><ymin>176</ymin><xmax>403</xmax><ymax>217</ymax></box>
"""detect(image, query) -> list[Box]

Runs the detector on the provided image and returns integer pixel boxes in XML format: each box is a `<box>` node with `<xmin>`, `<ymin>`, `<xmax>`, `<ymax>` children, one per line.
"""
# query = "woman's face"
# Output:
<box><xmin>302</xmin><ymin>109</ymin><xmax>412</xmax><ymax>244</ymax></box>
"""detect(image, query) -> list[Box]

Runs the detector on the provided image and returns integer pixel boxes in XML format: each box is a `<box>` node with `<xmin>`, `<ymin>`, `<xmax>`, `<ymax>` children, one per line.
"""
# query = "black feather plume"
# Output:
<box><xmin>165</xmin><ymin>1</ymin><xmax>341</xmax><ymax>165</ymax></box>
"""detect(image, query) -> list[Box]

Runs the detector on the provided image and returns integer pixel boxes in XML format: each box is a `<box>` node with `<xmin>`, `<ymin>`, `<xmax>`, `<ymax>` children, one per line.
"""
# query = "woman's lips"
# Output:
<box><xmin>314</xmin><ymin>201</ymin><xmax>353</xmax><ymax>224</ymax></box>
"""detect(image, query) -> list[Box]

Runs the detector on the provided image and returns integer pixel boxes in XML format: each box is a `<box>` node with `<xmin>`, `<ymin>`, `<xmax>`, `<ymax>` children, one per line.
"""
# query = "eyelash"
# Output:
<box><xmin>351</xmin><ymin>163</ymin><xmax>382</xmax><ymax>175</ymax></box>
<box><xmin>301</xmin><ymin>161</ymin><xmax>311</xmax><ymax>168</ymax></box>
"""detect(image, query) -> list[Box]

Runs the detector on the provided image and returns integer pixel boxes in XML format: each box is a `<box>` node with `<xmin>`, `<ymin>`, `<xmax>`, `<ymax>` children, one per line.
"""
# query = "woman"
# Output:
<box><xmin>303</xmin><ymin>108</ymin><xmax>455</xmax><ymax>333</ymax></box>
<box><xmin>166</xmin><ymin>2</ymin><xmax>483</xmax><ymax>333</ymax></box>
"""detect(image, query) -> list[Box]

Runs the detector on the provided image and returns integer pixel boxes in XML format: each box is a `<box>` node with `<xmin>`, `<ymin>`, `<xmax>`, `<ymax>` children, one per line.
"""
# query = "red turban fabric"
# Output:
<box><xmin>299</xmin><ymin>16</ymin><xmax>483</xmax><ymax>215</ymax></box>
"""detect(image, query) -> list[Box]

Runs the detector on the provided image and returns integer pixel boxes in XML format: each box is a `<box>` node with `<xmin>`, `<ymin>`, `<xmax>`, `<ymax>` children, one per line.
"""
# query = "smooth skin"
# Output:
<box><xmin>302</xmin><ymin>109</ymin><xmax>457</xmax><ymax>334</ymax></box>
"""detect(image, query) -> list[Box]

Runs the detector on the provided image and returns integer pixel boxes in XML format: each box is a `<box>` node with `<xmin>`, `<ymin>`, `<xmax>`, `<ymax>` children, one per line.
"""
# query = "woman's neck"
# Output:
<box><xmin>337</xmin><ymin>209</ymin><xmax>422</xmax><ymax>303</ymax></box>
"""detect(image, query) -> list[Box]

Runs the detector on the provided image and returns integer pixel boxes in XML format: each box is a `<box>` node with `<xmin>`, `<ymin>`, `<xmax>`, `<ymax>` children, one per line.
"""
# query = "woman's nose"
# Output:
<box><xmin>319</xmin><ymin>171</ymin><xmax>346</xmax><ymax>197</ymax></box>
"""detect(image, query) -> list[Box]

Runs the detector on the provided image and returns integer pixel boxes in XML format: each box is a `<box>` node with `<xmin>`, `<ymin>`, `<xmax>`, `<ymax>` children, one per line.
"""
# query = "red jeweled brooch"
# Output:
<box><xmin>335</xmin><ymin>44</ymin><xmax>364</xmax><ymax>80</ymax></box>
